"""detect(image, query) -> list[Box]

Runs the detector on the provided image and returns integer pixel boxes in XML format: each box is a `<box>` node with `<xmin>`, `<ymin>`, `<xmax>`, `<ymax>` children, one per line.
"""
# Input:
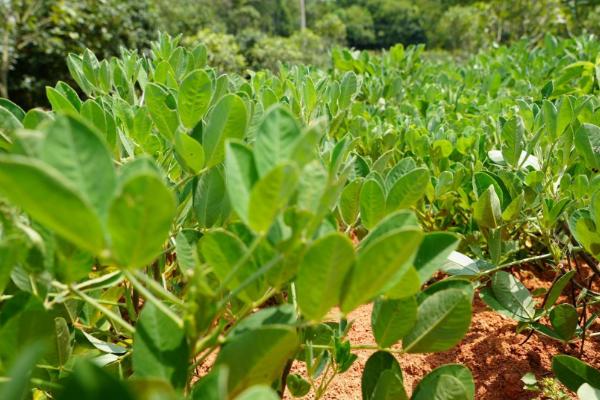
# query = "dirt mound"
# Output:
<box><xmin>287</xmin><ymin>263</ymin><xmax>600</xmax><ymax>400</ymax></box>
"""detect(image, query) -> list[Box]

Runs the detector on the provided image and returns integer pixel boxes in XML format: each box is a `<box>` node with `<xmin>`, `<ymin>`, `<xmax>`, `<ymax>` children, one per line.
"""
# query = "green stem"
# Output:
<box><xmin>304</xmin><ymin>343</ymin><xmax>404</xmax><ymax>355</ymax></box>
<box><xmin>69</xmin><ymin>285</ymin><xmax>135</xmax><ymax>334</ymax></box>
<box><xmin>133</xmin><ymin>270</ymin><xmax>185</xmax><ymax>306</ymax></box>
<box><xmin>481</xmin><ymin>253</ymin><xmax>553</xmax><ymax>276</ymax></box>
<box><xmin>124</xmin><ymin>271</ymin><xmax>184</xmax><ymax>329</ymax></box>
<box><xmin>220</xmin><ymin>234</ymin><xmax>263</xmax><ymax>290</ymax></box>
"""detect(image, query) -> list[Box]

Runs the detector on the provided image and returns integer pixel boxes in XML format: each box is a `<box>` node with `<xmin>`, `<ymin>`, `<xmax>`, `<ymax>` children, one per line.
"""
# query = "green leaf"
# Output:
<box><xmin>203</xmin><ymin>94</ymin><xmax>248</xmax><ymax>168</ymax></box>
<box><xmin>412</xmin><ymin>364</ymin><xmax>474</xmax><ymax>400</ymax></box>
<box><xmin>215</xmin><ymin>326</ymin><xmax>299</xmax><ymax>397</ymax></box>
<box><xmin>552</xmin><ymin>355</ymin><xmax>600</xmax><ymax>392</ymax></box>
<box><xmin>190</xmin><ymin>366</ymin><xmax>228</xmax><ymax>400</ymax></box>
<box><xmin>174</xmin><ymin>131</ymin><xmax>205</xmax><ymax>173</ymax></box>
<box><xmin>360</xmin><ymin>210</ymin><xmax>419</xmax><ymax>250</ymax></box>
<box><xmin>341</xmin><ymin>228</ymin><xmax>423</xmax><ymax>313</ymax></box>
<box><xmin>384</xmin><ymin>265</ymin><xmax>421</xmax><ymax>298</ymax></box>
<box><xmin>0</xmin><ymin>156</ymin><xmax>106</xmax><ymax>253</ymax></box>
<box><xmin>236</xmin><ymin>385</ymin><xmax>280</xmax><ymax>400</ymax></box>
<box><xmin>543</xmin><ymin>100</ymin><xmax>558</xmax><ymax>139</ymax></box>
<box><xmin>386</xmin><ymin>168</ymin><xmax>430</xmax><ymax>212</ymax></box>
<box><xmin>175</xmin><ymin>231</ymin><xmax>199</xmax><ymax>272</ymax></box>
<box><xmin>402</xmin><ymin>288</ymin><xmax>472</xmax><ymax>353</ymax></box>
<box><xmin>578</xmin><ymin>383</ymin><xmax>600</xmax><ymax>400</ymax></box>
<box><xmin>0</xmin><ymin>106</ymin><xmax>23</xmax><ymax>149</ymax></box>
<box><xmin>574</xmin><ymin>123</ymin><xmax>600</xmax><ymax>170</ymax></box>
<box><xmin>178</xmin><ymin>69</ymin><xmax>212</xmax><ymax>129</ymax></box>
<box><xmin>0</xmin><ymin>98</ymin><xmax>25</xmax><ymax>121</ymax></box>
<box><xmin>54</xmin><ymin>317</ymin><xmax>73</xmax><ymax>367</ymax></box>
<box><xmin>0</xmin><ymin>341</ymin><xmax>45</xmax><ymax>400</ymax></box>
<box><xmin>46</xmin><ymin>86</ymin><xmax>78</xmax><ymax>114</ymax></box>
<box><xmin>40</xmin><ymin>115</ymin><xmax>116</xmax><ymax>218</ymax></box>
<box><xmin>361</xmin><ymin>351</ymin><xmax>405</xmax><ymax>400</ymax></box>
<box><xmin>338</xmin><ymin>72</ymin><xmax>358</xmax><ymax>109</ymax></box>
<box><xmin>501</xmin><ymin>117</ymin><xmax>524</xmax><ymax>168</ymax></box>
<box><xmin>107</xmin><ymin>170</ymin><xmax>175</xmax><ymax>268</ymax></box>
<box><xmin>549</xmin><ymin>304</ymin><xmax>578</xmax><ymax>341</ymax></box>
<box><xmin>81</xmin><ymin>331</ymin><xmax>126</xmax><ymax>355</ymax></box>
<box><xmin>253</xmin><ymin>106</ymin><xmax>301</xmax><ymax>176</ymax></box>
<box><xmin>473</xmin><ymin>185</ymin><xmax>502</xmax><ymax>229</ymax></box>
<box><xmin>371</xmin><ymin>296</ymin><xmax>417</xmax><ymax>348</ymax></box>
<box><xmin>487</xmin><ymin>271</ymin><xmax>535</xmax><ymax>321</ymax></box>
<box><xmin>201</xmin><ymin>230</ymin><xmax>262</xmax><ymax>302</ymax></box>
<box><xmin>145</xmin><ymin>83</ymin><xmax>179</xmax><ymax>141</ymax></box>
<box><xmin>248</xmin><ymin>163</ymin><xmax>299</xmax><ymax>234</ymax></box>
<box><xmin>360</xmin><ymin>178</ymin><xmax>386</xmax><ymax>230</ymax></box>
<box><xmin>413</xmin><ymin>232</ymin><xmax>460</xmax><ymax>284</ymax></box>
<box><xmin>80</xmin><ymin>100</ymin><xmax>116</xmax><ymax>149</ymax></box>
<box><xmin>133</xmin><ymin>302</ymin><xmax>189</xmax><ymax>389</ymax></box>
<box><xmin>370</xmin><ymin>369</ymin><xmax>409</xmax><ymax>400</ymax></box>
<box><xmin>339</xmin><ymin>178</ymin><xmax>363</xmax><ymax>226</ymax></box>
<box><xmin>286</xmin><ymin>374</ymin><xmax>311</xmax><ymax>398</ymax></box>
<box><xmin>296</xmin><ymin>232</ymin><xmax>356</xmax><ymax>321</ymax></box>
<box><xmin>22</xmin><ymin>108</ymin><xmax>51</xmax><ymax>130</ymax></box>
<box><xmin>228</xmin><ymin>305</ymin><xmax>297</xmax><ymax>338</ymax></box>
<box><xmin>194</xmin><ymin>167</ymin><xmax>230</xmax><ymax>228</ymax></box>
<box><xmin>58</xmin><ymin>360</ymin><xmax>135</xmax><ymax>400</ymax></box>
<box><xmin>225</xmin><ymin>141</ymin><xmax>258</xmax><ymax>225</ymax></box>
<box><xmin>545</xmin><ymin>271</ymin><xmax>576</xmax><ymax>310</ymax></box>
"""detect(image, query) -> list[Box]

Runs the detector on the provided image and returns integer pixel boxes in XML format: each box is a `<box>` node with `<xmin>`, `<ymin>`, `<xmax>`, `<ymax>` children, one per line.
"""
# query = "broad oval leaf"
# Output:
<box><xmin>225</xmin><ymin>141</ymin><xmax>258</xmax><ymax>225</ymax></box>
<box><xmin>549</xmin><ymin>303</ymin><xmax>578</xmax><ymax>341</ymax></box>
<box><xmin>174</xmin><ymin>131</ymin><xmax>205</xmax><ymax>173</ymax></box>
<box><xmin>178</xmin><ymin>69</ymin><xmax>212</xmax><ymax>129</ymax></box>
<box><xmin>371</xmin><ymin>296</ymin><xmax>417</xmax><ymax>348</ymax></box>
<box><xmin>107</xmin><ymin>171</ymin><xmax>175</xmax><ymax>268</ymax></box>
<box><xmin>339</xmin><ymin>178</ymin><xmax>363</xmax><ymax>226</ymax></box>
<box><xmin>296</xmin><ymin>232</ymin><xmax>356</xmax><ymax>321</ymax></box>
<box><xmin>253</xmin><ymin>105</ymin><xmax>301</xmax><ymax>176</ymax></box>
<box><xmin>201</xmin><ymin>229</ymin><xmax>263</xmax><ymax>302</ymax></box>
<box><xmin>552</xmin><ymin>355</ymin><xmax>600</xmax><ymax>392</ymax></box>
<box><xmin>361</xmin><ymin>351</ymin><xmax>405</xmax><ymax>400</ymax></box>
<box><xmin>132</xmin><ymin>302</ymin><xmax>189</xmax><ymax>389</ymax></box>
<box><xmin>413</xmin><ymin>232</ymin><xmax>460</xmax><ymax>284</ymax></box>
<box><xmin>194</xmin><ymin>166</ymin><xmax>231</xmax><ymax>228</ymax></box>
<box><xmin>385</xmin><ymin>168</ymin><xmax>430</xmax><ymax>212</ymax></box>
<box><xmin>248</xmin><ymin>163</ymin><xmax>299</xmax><ymax>234</ymax></box>
<box><xmin>236</xmin><ymin>385</ymin><xmax>280</xmax><ymax>400</ymax></box>
<box><xmin>360</xmin><ymin>178</ymin><xmax>386</xmax><ymax>230</ymax></box>
<box><xmin>144</xmin><ymin>83</ymin><xmax>179</xmax><ymax>141</ymax></box>
<box><xmin>402</xmin><ymin>288</ymin><xmax>472</xmax><ymax>353</ymax></box>
<box><xmin>203</xmin><ymin>94</ymin><xmax>248</xmax><ymax>168</ymax></box>
<box><xmin>473</xmin><ymin>185</ymin><xmax>502</xmax><ymax>229</ymax></box>
<box><xmin>40</xmin><ymin>115</ymin><xmax>116</xmax><ymax>218</ymax></box>
<box><xmin>0</xmin><ymin>155</ymin><xmax>105</xmax><ymax>253</ymax></box>
<box><xmin>412</xmin><ymin>364</ymin><xmax>474</xmax><ymax>400</ymax></box>
<box><xmin>341</xmin><ymin>228</ymin><xmax>423</xmax><ymax>313</ymax></box>
<box><xmin>215</xmin><ymin>326</ymin><xmax>299</xmax><ymax>397</ymax></box>
<box><xmin>483</xmin><ymin>271</ymin><xmax>535</xmax><ymax>321</ymax></box>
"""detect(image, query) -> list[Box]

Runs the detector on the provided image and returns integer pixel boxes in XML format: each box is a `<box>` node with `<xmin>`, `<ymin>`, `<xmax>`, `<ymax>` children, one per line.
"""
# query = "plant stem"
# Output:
<box><xmin>303</xmin><ymin>343</ymin><xmax>404</xmax><ymax>355</ymax></box>
<box><xmin>220</xmin><ymin>234</ymin><xmax>263</xmax><ymax>290</ymax></box>
<box><xmin>69</xmin><ymin>285</ymin><xmax>135</xmax><ymax>334</ymax></box>
<box><xmin>481</xmin><ymin>253</ymin><xmax>553</xmax><ymax>276</ymax></box>
<box><xmin>124</xmin><ymin>271</ymin><xmax>184</xmax><ymax>329</ymax></box>
<box><xmin>133</xmin><ymin>270</ymin><xmax>185</xmax><ymax>306</ymax></box>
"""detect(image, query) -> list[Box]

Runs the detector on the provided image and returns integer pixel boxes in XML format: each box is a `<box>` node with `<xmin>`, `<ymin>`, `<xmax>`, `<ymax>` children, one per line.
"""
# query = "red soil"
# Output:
<box><xmin>285</xmin><ymin>266</ymin><xmax>600</xmax><ymax>400</ymax></box>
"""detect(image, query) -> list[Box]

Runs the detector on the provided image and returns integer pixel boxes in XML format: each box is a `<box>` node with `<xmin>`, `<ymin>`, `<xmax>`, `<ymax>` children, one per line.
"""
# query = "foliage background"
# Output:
<box><xmin>1</xmin><ymin>0</ymin><xmax>600</xmax><ymax>108</ymax></box>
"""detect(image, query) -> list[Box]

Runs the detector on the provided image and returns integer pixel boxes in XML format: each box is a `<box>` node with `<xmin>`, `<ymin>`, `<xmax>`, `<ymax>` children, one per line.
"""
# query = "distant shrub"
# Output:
<box><xmin>249</xmin><ymin>30</ymin><xmax>328</xmax><ymax>71</ymax></box>
<box><xmin>339</xmin><ymin>5</ymin><xmax>376</xmax><ymax>49</ymax></box>
<box><xmin>432</xmin><ymin>4</ymin><xmax>493</xmax><ymax>52</ymax></box>
<box><xmin>184</xmin><ymin>29</ymin><xmax>247</xmax><ymax>73</ymax></box>
<box><xmin>315</xmin><ymin>13</ymin><xmax>347</xmax><ymax>46</ymax></box>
